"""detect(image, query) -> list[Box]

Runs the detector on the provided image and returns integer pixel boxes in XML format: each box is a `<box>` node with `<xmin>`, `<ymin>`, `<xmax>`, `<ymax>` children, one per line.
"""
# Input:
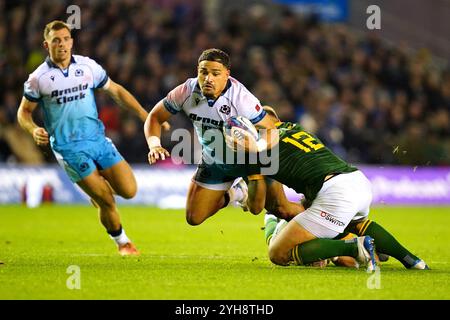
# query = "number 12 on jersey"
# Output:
<box><xmin>282</xmin><ymin>131</ymin><xmax>324</xmax><ymax>153</ymax></box>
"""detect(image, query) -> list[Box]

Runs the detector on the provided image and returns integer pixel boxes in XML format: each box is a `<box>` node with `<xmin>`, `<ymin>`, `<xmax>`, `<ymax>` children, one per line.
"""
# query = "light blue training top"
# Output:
<box><xmin>23</xmin><ymin>54</ymin><xmax>109</xmax><ymax>151</ymax></box>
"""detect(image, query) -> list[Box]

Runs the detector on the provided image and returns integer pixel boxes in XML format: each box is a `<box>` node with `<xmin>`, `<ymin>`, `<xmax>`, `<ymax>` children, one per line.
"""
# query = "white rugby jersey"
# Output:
<box><xmin>23</xmin><ymin>55</ymin><xmax>109</xmax><ymax>150</ymax></box>
<box><xmin>163</xmin><ymin>77</ymin><xmax>266</xmax><ymax>162</ymax></box>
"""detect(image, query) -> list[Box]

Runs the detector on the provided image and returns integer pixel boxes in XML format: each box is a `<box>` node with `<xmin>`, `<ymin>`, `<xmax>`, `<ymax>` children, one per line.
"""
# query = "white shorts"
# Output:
<box><xmin>293</xmin><ymin>170</ymin><xmax>372</xmax><ymax>238</ymax></box>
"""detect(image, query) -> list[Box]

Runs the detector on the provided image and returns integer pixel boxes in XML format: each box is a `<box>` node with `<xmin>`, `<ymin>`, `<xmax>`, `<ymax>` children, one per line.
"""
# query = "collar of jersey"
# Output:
<box><xmin>45</xmin><ymin>56</ymin><xmax>76</xmax><ymax>77</ymax></box>
<box><xmin>45</xmin><ymin>55</ymin><xmax>76</xmax><ymax>68</ymax></box>
<box><xmin>195</xmin><ymin>79</ymin><xmax>232</xmax><ymax>107</ymax></box>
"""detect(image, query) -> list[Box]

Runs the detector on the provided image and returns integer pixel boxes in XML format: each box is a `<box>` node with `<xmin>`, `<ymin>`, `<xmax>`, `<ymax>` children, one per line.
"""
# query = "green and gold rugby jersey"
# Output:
<box><xmin>268</xmin><ymin>122</ymin><xmax>357</xmax><ymax>201</ymax></box>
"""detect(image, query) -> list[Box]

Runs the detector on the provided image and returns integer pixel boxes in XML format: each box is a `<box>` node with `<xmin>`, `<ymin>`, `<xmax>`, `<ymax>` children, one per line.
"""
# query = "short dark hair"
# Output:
<box><xmin>198</xmin><ymin>48</ymin><xmax>231</xmax><ymax>69</ymax></box>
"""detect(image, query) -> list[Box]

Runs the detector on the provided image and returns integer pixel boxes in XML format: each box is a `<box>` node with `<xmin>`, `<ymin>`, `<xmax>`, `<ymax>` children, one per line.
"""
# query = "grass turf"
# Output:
<box><xmin>0</xmin><ymin>205</ymin><xmax>449</xmax><ymax>300</ymax></box>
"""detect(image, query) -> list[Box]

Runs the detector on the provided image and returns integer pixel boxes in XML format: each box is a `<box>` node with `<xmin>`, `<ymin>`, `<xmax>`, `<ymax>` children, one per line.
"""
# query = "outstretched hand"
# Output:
<box><xmin>148</xmin><ymin>146</ymin><xmax>170</xmax><ymax>164</ymax></box>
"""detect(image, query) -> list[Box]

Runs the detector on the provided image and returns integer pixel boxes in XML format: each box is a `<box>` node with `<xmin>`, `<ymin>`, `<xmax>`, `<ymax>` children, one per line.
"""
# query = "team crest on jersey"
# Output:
<box><xmin>79</xmin><ymin>162</ymin><xmax>89</xmax><ymax>172</ymax></box>
<box><xmin>75</xmin><ymin>69</ymin><xmax>84</xmax><ymax>77</ymax></box>
<box><xmin>219</xmin><ymin>105</ymin><xmax>231</xmax><ymax>115</ymax></box>
<box><xmin>50</xmin><ymin>75</ymin><xmax>55</xmax><ymax>81</ymax></box>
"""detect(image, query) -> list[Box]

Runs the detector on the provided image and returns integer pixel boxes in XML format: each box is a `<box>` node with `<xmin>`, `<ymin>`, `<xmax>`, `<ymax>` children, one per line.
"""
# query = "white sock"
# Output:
<box><xmin>230</xmin><ymin>186</ymin><xmax>245</xmax><ymax>202</ymax></box>
<box><xmin>110</xmin><ymin>228</ymin><xmax>130</xmax><ymax>246</ymax></box>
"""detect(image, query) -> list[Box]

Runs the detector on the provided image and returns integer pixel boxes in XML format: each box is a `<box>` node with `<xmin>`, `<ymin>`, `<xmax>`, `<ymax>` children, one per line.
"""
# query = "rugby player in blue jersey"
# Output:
<box><xmin>17</xmin><ymin>21</ymin><xmax>148</xmax><ymax>256</ymax></box>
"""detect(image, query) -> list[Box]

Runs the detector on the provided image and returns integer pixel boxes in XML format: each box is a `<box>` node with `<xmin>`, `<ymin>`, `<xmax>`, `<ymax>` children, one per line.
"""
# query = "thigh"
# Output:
<box><xmin>193</xmin><ymin>161</ymin><xmax>236</xmax><ymax>191</ymax></box>
<box><xmin>53</xmin><ymin>149</ymin><xmax>96</xmax><ymax>182</ymax></box>
<box><xmin>186</xmin><ymin>180</ymin><xmax>227</xmax><ymax>218</ymax></box>
<box><xmin>185</xmin><ymin>180</ymin><xmax>230</xmax><ymax>225</ymax></box>
<box><xmin>269</xmin><ymin>218</ymin><xmax>317</xmax><ymax>258</ymax></box>
<box><xmin>76</xmin><ymin>169</ymin><xmax>115</xmax><ymax>204</ymax></box>
<box><xmin>264</xmin><ymin>178</ymin><xmax>305</xmax><ymax>219</ymax></box>
<box><xmin>293</xmin><ymin>171</ymin><xmax>372</xmax><ymax>238</ymax></box>
<box><xmin>100</xmin><ymin>160</ymin><xmax>137</xmax><ymax>199</ymax></box>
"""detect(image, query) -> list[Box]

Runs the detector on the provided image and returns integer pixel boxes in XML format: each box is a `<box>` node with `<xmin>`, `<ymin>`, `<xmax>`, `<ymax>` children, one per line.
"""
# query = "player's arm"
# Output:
<box><xmin>144</xmin><ymin>100</ymin><xmax>172</xmax><ymax>164</ymax></box>
<box><xmin>17</xmin><ymin>97</ymin><xmax>49</xmax><ymax>146</ymax></box>
<box><xmin>253</xmin><ymin>113</ymin><xmax>279</xmax><ymax>152</ymax></box>
<box><xmin>246</xmin><ymin>174</ymin><xmax>267</xmax><ymax>215</ymax></box>
<box><xmin>102</xmin><ymin>79</ymin><xmax>148</xmax><ymax>122</ymax></box>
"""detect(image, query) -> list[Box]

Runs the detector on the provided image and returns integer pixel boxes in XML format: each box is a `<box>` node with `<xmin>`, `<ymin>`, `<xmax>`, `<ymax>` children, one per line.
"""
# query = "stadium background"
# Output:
<box><xmin>0</xmin><ymin>0</ymin><xmax>448</xmax><ymax>206</ymax></box>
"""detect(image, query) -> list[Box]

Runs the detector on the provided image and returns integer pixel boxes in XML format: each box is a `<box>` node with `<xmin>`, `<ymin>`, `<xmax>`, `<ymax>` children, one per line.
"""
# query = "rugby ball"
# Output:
<box><xmin>223</xmin><ymin>116</ymin><xmax>259</xmax><ymax>151</ymax></box>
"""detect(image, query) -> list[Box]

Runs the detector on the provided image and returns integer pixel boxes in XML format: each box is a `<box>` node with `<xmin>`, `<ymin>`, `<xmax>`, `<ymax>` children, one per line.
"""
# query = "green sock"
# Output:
<box><xmin>361</xmin><ymin>221</ymin><xmax>420</xmax><ymax>268</ymax></box>
<box><xmin>264</xmin><ymin>215</ymin><xmax>278</xmax><ymax>245</ymax></box>
<box><xmin>292</xmin><ymin>238</ymin><xmax>358</xmax><ymax>265</ymax></box>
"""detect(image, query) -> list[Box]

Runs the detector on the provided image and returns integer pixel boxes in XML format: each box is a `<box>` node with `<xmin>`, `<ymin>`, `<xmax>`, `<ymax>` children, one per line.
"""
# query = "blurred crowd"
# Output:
<box><xmin>0</xmin><ymin>0</ymin><xmax>449</xmax><ymax>165</ymax></box>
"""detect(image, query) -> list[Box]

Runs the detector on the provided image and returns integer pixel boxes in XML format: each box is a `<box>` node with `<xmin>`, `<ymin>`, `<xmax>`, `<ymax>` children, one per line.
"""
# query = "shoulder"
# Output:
<box><xmin>183</xmin><ymin>78</ymin><xmax>198</xmax><ymax>91</ymax></box>
<box><xmin>73</xmin><ymin>55</ymin><xmax>105</xmax><ymax>72</ymax></box>
<box><xmin>73</xmin><ymin>54</ymin><xmax>98</xmax><ymax>65</ymax></box>
<box><xmin>229</xmin><ymin>77</ymin><xmax>255</xmax><ymax>96</ymax></box>
<box><xmin>27</xmin><ymin>61</ymin><xmax>51</xmax><ymax>81</ymax></box>
<box><xmin>227</xmin><ymin>76</ymin><xmax>259</xmax><ymax>102</ymax></box>
<box><xmin>168</xmin><ymin>78</ymin><xmax>196</xmax><ymax>97</ymax></box>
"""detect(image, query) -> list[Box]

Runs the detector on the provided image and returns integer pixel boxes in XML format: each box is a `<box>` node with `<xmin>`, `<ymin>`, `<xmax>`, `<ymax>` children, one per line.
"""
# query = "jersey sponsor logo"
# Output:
<box><xmin>50</xmin><ymin>83</ymin><xmax>89</xmax><ymax>104</ymax></box>
<box><xmin>219</xmin><ymin>105</ymin><xmax>231</xmax><ymax>115</ymax></box>
<box><xmin>189</xmin><ymin>113</ymin><xmax>224</xmax><ymax>128</ymax></box>
<box><xmin>320</xmin><ymin>211</ymin><xmax>345</xmax><ymax>227</ymax></box>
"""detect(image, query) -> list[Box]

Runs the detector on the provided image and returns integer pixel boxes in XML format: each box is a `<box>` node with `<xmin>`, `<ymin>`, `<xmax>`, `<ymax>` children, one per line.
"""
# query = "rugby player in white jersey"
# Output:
<box><xmin>145</xmin><ymin>49</ymin><xmax>303</xmax><ymax>225</ymax></box>
<box><xmin>17</xmin><ymin>21</ymin><xmax>148</xmax><ymax>255</ymax></box>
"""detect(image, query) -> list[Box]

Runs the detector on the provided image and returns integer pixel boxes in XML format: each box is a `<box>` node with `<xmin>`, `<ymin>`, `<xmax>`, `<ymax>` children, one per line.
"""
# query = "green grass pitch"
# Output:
<box><xmin>0</xmin><ymin>205</ymin><xmax>449</xmax><ymax>300</ymax></box>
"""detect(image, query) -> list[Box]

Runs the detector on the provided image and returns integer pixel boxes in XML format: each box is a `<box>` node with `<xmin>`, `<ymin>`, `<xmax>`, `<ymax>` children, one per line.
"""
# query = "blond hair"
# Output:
<box><xmin>43</xmin><ymin>20</ymin><xmax>71</xmax><ymax>40</ymax></box>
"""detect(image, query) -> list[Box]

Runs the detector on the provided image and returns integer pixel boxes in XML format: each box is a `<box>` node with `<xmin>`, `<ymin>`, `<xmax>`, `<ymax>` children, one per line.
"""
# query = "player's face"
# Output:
<box><xmin>44</xmin><ymin>28</ymin><xmax>73</xmax><ymax>63</ymax></box>
<box><xmin>197</xmin><ymin>61</ymin><xmax>230</xmax><ymax>99</ymax></box>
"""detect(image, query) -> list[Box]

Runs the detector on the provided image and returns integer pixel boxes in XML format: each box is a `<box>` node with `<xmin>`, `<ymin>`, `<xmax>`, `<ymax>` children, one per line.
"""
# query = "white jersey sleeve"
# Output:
<box><xmin>78</xmin><ymin>56</ymin><xmax>109</xmax><ymax>89</ymax></box>
<box><xmin>23</xmin><ymin>73</ymin><xmax>41</xmax><ymax>102</ymax></box>
<box><xmin>163</xmin><ymin>79</ymin><xmax>193</xmax><ymax>114</ymax></box>
<box><xmin>230</xmin><ymin>78</ymin><xmax>266</xmax><ymax>124</ymax></box>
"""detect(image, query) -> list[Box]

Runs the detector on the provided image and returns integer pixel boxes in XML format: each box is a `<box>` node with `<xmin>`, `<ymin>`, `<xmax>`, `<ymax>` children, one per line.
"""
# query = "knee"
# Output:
<box><xmin>120</xmin><ymin>186</ymin><xmax>136</xmax><ymax>200</ymax></box>
<box><xmin>116</xmin><ymin>179</ymin><xmax>137</xmax><ymax>199</ymax></box>
<box><xmin>185</xmin><ymin>209</ymin><xmax>207</xmax><ymax>226</ymax></box>
<box><xmin>268</xmin><ymin>245</ymin><xmax>290</xmax><ymax>266</ymax></box>
<box><xmin>94</xmin><ymin>192</ymin><xmax>116</xmax><ymax>209</ymax></box>
<box><xmin>275</xmin><ymin>204</ymin><xmax>301</xmax><ymax>221</ymax></box>
<box><xmin>274</xmin><ymin>211</ymin><xmax>292</xmax><ymax>221</ymax></box>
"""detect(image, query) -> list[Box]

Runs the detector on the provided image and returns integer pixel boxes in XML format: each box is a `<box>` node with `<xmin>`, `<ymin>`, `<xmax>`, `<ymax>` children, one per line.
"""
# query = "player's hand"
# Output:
<box><xmin>162</xmin><ymin>121</ymin><xmax>171</xmax><ymax>131</ymax></box>
<box><xmin>225</xmin><ymin>131</ymin><xmax>259</xmax><ymax>153</ymax></box>
<box><xmin>148</xmin><ymin>146</ymin><xmax>170</xmax><ymax>164</ymax></box>
<box><xmin>32</xmin><ymin>127</ymin><xmax>49</xmax><ymax>146</ymax></box>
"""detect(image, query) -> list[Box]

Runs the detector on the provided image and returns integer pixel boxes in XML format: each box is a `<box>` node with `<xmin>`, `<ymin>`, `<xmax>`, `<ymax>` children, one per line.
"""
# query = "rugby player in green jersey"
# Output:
<box><xmin>243</xmin><ymin>107</ymin><xmax>429</xmax><ymax>270</ymax></box>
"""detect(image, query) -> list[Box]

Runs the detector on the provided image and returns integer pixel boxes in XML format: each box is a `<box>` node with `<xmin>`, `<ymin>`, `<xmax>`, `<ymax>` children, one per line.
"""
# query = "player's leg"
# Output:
<box><xmin>346</xmin><ymin>219</ymin><xmax>429</xmax><ymax>269</ymax></box>
<box><xmin>264</xmin><ymin>213</ymin><xmax>279</xmax><ymax>245</ymax></box>
<box><xmin>77</xmin><ymin>170</ymin><xmax>121</xmax><ymax>232</ymax></box>
<box><xmin>263</xmin><ymin>178</ymin><xmax>305</xmax><ymax>220</ymax></box>
<box><xmin>269</xmin><ymin>171</ymin><xmax>380</xmax><ymax>268</ymax></box>
<box><xmin>87</xmin><ymin>138</ymin><xmax>139</xmax><ymax>255</ymax></box>
<box><xmin>94</xmin><ymin>137</ymin><xmax>137</xmax><ymax>199</ymax></box>
<box><xmin>76</xmin><ymin>170</ymin><xmax>138</xmax><ymax>255</ymax></box>
<box><xmin>330</xmin><ymin>232</ymin><xmax>360</xmax><ymax>268</ymax></box>
<box><xmin>185</xmin><ymin>181</ymin><xmax>229</xmax><ymax>225</ymax></box>
<box><xmin>267</xmin><ymin>215</ymin><xmax>375</xmax><ymax>268</ymax></box>
<box><xmin>186</xmin><ymin>162</ymin><xmax>248</xmax><ymax>225</ymax></box>
<box><xmin>341</xmin><ymin>170</ymin><xmax>429</xmax><ymax>269</ymax></box>
<box><xmin>53</xmin><ymin>143</ymin><xmax>138</xmax><ymax>255</ymax></box>
<box><xmin>99</xmin><ymin>160</ymin><xmax>137</xmax><ymax>199</ymax></box>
